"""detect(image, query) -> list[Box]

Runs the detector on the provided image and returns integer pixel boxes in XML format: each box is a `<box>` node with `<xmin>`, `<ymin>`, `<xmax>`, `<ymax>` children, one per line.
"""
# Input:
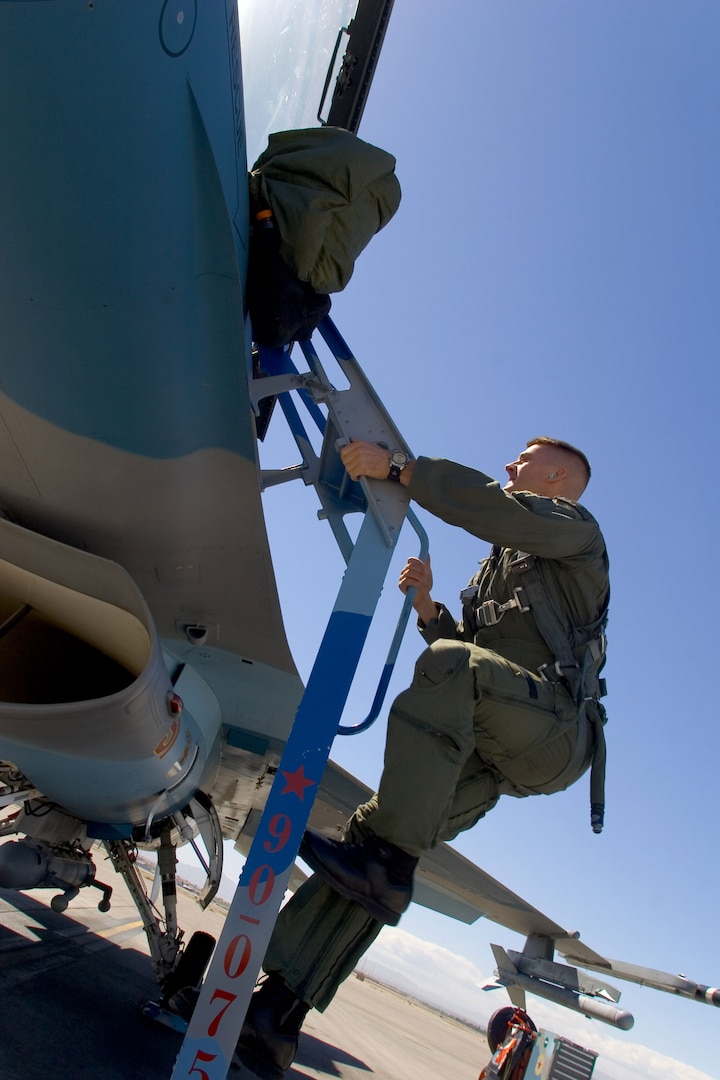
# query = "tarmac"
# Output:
<box><xmin>0</xmin><ymin>869</ymin><xmax>489</xmax><ymax>1080</ymax></box>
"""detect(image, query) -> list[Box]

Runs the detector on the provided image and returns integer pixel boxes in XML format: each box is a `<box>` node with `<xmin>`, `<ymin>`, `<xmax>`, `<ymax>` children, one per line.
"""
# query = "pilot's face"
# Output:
<box><xmin>503</xmin><ymin>444</ymin><xmax>555</xmax><ymax>494</ymax></box>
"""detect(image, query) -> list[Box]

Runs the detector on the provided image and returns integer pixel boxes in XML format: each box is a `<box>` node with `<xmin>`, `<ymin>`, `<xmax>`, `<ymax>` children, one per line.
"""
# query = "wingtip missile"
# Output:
<box><xmin>557</xmin><ymin>948</ymin><xmax>720</xmax><ymax>1012</ymax></box>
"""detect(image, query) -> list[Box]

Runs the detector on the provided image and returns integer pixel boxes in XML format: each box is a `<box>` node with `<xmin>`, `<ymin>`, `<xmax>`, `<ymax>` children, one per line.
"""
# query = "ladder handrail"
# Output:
<box><xmin>338</xmin><ymin>507</ymin><xmax>428</xmax><ymax>735</ymax></box>
<box><xmin>252</xmin><ymin>319</ymin><xmax>426</xmax><ymax>735</ymax></box>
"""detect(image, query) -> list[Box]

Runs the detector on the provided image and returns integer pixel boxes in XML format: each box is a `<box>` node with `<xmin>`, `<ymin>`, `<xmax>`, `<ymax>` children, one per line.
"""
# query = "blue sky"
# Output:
<box><xmin>243</xmin><ymin>2</ymin><xmax>720</xmax><ymax>1076</ymax></box>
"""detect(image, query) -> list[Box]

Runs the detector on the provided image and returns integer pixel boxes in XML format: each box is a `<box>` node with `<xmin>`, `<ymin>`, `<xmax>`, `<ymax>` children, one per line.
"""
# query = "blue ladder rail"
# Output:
<box><xmin>338</xmin><ymin>505</ymin><xmax>428</xmax><ymax>735</ymax></box>
<box><xmin>173</xmin><ymin>317</ymin><xmax>427</xmax><ymax>1079</ymax></box>
<box><xmin>251</xmin><ymin>315</ymin><xmax>428</xmax><ymax>733</ymax></box>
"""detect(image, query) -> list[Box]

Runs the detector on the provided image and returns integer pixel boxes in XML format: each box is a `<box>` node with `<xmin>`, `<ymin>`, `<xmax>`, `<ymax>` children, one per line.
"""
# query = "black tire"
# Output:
<box><xmin>486</xmin><ymin>1006</ymin><xmax>537</xmax><ymax>1053</ymax></box>
<box><xmin>160</xmin><ymin>930</ymin><xmax>216</xmax><ymax>1003</ymax></box>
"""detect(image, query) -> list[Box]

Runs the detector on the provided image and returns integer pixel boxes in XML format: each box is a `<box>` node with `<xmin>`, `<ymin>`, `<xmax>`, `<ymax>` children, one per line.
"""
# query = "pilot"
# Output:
<box><xmin>235</xmin><ymin>436</ymin><xmax>610</xmax><ymax>1079</ymax></box>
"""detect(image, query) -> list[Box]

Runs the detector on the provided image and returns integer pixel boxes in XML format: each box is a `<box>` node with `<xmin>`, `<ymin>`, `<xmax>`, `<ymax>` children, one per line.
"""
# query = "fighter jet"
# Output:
<box><xmin>0</xmin><ymin>4</ymin><xmax>716</xmax><ymax>1075</ymax></box>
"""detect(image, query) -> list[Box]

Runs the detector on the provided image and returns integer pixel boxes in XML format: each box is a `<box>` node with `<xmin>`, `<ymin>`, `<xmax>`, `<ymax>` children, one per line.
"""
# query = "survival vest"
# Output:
<box><xmin>461</xmin><ymin>513</ymin><xmax>609</xmax><ymax>834</ymax></box>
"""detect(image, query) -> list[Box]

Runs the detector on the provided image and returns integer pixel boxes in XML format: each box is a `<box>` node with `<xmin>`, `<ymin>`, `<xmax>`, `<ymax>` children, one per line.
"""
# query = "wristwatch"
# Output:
<box><xmin>387</xmin><ymin>449</ymin><xmax>410</xmax><ymax>481</ymax></box>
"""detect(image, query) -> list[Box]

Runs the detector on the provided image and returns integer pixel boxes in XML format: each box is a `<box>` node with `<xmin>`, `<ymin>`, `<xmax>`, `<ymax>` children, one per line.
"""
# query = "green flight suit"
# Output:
<box><xmin>264</xmin><ymin>457</ymin><xmax>610</xmax><ymax>1011</ymax></box>
<box><xmin>249</xmin><ymin>126</ymin><xmax>401</xmax><ymax>294</ymax></box>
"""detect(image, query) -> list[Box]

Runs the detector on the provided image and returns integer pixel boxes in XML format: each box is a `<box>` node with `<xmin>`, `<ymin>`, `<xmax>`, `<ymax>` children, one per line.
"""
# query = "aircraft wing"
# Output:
<box><xmin>207</xmin><ymin>734</ymin><xmax>585</xmax><ymax>937</ymax></box>
<box><xmin>300</xmin><ymin>758</ymin><xmax>599</xmax><ymax>943</ymax></box>
<box><xmin>283</xmin><ymin>757</ymin><xmax>720</xmax><ymax>1028</ymax></box>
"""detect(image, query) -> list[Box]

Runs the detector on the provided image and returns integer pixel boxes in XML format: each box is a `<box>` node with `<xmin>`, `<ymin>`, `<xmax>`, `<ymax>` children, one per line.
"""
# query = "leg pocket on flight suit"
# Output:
<box><xmin>441</xmin><ymin>753</ymin><xmax>501</xmax><ymax>841</ymax></box>
<box><xmin>480</xmin><ymin>680</ymin><xmax>581</xmax><ymax>790</ymax></box>
<box><xmin>391</xmin><ymin>696</ymin><xmax>469</xmax><ymax>765</ymax></box>
<box><xmin>391</xmin><ymin>640</ymin><xmax>477</xmax><ymax>764</ymax></box>
<box><xmin>471</xmin><ymin>654</ymin><xmax>576</xmax><ymax>765</ymax></box>
<box><xmin>412</xmin><ymin>640</ymin><xmax>475</xmax><ymax>689</ymax></box>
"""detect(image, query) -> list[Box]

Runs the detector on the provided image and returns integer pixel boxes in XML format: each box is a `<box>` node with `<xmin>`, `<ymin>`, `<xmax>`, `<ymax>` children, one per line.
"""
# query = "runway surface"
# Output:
<box><xmin>0</xmin><ymin>869</ymin><xmax>488</xmax><ymax>1080</ymax></box>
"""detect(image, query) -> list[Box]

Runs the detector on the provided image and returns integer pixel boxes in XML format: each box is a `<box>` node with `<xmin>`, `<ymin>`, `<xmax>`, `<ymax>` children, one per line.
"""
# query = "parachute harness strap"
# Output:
<box><xmin>505</xmin><ymin>551</ymin><xmax>609</xmax><ymax>834</ymax></box>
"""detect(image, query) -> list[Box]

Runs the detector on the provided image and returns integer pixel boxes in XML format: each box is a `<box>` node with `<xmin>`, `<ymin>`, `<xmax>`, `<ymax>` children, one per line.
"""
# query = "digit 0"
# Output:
<box><xmin>248</xmin><ymin>864</ymin><xmax>275</xmax><ymax>906</ymax></box>
<box><xmin>223</xmin><ymin>934</ymin><xmax>252</xmax><ymax>979</ymax></box>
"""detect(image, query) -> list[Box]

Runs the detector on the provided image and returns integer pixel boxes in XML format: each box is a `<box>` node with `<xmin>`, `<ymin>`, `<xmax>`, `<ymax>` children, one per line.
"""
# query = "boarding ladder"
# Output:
<box><xmin>173</xmin><ymin>317</ymin><xmax>427</xmax><ymax>1079</ymax></box>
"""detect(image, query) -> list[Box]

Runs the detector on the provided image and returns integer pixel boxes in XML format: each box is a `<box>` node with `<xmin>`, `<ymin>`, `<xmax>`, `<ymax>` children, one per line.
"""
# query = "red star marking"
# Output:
<box><xmin>280</xmin><ymin>764</ymin><xmax>316</xmax><ymax>801</ymax></box>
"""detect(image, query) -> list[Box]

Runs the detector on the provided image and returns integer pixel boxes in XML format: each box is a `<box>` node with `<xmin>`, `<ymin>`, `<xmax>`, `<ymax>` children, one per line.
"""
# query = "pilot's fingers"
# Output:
<box><xmin>340</xmin><ymin>440</ymin><xmax>390</xmax><ymax>481</ymax></box>
<box><xmin>340</xmin><ymin>439</ymin><xmax>379</xmax><ymax>469</ymax></box>
<box><xmin>402</xmin><ymin>555</ymin><xmax>432</xmax><ymax>583</ymax></box>
<box><xmin>399</xmin><ymin>555</ymin><xmax>432</xmax><ymax>592</ymax></box>
<box><xmin>400</xmin><ymin>557</ymin><xmax>427</xmax><ymax>581</ymax></box>
<box><xmin>399</xmin><ymin>575</ymin><xmax>431</xmax><ymax>596</ymax></box>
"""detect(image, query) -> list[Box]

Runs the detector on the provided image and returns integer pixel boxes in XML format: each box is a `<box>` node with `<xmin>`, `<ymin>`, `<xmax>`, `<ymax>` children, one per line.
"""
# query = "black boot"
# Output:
<box><xmin>233</xmin><ymin>974</ymin><xmax>310</xmax><ymax>1080</ymax></box>
<box><xmin>299</xmin><ymin>829</ymin><xmax>418</xmax><ymax>925</ymax></box>
<box><xmin>166</xmin><ymin>985</ymin><xmax>200</xmax><ymax>1022</ymax></box>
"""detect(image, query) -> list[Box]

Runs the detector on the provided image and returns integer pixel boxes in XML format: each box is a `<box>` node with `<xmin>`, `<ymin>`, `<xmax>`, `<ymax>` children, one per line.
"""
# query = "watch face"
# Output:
<box><xmin>390</xmin><ymin>451</ymin><xmax>408</xmax><ymax>467</ymax></box>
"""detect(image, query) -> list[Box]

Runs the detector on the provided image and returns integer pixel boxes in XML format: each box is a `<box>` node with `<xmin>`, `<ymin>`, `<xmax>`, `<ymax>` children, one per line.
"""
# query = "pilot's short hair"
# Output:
<box><xmin>527</xmin><ymin>436</ymin><xmax>591</xmax><ymax>486</ymax></box>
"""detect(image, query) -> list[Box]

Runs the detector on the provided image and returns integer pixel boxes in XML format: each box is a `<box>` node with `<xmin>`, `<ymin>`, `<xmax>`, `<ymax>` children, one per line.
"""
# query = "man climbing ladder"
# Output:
<box><xmin>236</xmin><ymin>435</ymin><xmax>610</xmax><ymax>1079</ymax></box>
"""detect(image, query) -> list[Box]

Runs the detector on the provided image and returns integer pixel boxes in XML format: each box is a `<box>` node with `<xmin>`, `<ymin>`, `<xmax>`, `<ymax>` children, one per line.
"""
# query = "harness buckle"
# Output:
<box><xmin>509</xmin><ymin>586</ymin><xmax>530</xmax><ymax>614</ymax></box>
<box><xmin>462</xmin><ymin>586</ymin><xmax>530</xmax><ymax>627</ymax></box>
<box><xmin>478</xmin><ymin>599</ymin><xmax>501</xmax><ymax>626</ymax></box>
<box><xmin>539</xmin><ymin>659</ymin><xmax>579</xmax><ymax>685</ymax></box>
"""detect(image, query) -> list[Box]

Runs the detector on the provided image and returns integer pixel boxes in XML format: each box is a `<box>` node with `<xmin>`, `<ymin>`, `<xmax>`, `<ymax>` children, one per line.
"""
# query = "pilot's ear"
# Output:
<box><xmin>547</xmin><ymin>466</ymin><xmax>566</xmax><ymax>482</ymax></box>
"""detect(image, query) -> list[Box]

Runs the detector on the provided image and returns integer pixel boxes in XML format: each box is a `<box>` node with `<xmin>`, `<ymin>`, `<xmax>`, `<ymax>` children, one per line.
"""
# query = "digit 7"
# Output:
<box><xmin>207</xmin><ymin>988</ymin><xmax>237</xmax><ymax>1038</ymax></box>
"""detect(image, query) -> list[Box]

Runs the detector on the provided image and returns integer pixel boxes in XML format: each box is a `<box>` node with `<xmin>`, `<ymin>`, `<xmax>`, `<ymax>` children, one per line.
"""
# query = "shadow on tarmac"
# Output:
<box><xmin>0</xmin><ymin>883</ymin><xmax>487</xmax><ymax>1080</ymax></box>
<box><xmin>0</xmin><ymin>887</ymin><xmax>181</xmax><ymax>1080</ymax></box>
<box><xmin>0</xmin><ymin>888</ymin><xmax>368</xmax><ymax>1080</ymax></box>
<box><xmin>293</xmin><ymin>1033</ymin><xmax>371</xmax><ymax>1076</ymax></box>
